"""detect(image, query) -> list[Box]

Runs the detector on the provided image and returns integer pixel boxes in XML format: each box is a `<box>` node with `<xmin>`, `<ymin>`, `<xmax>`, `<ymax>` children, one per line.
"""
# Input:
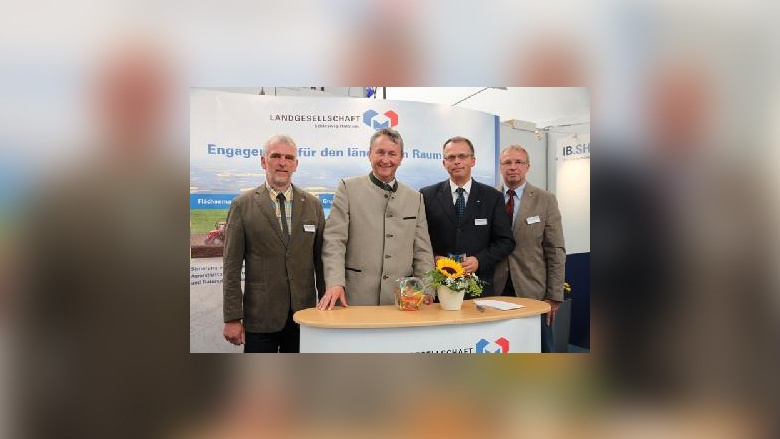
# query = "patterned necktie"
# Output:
<box><xmin>277</xmin><ymin>193</ymin><xmax>290</xmax><ymax>245</ymax></box>
<box><xmin>505</xmin><ymin>189</ymin><xmax>516</xmax><ymax>219</ymax></box>
<box><xmin>455</xmin><ymin>187</ymin><xmax>466</xmax><ymax>223</ymax></box>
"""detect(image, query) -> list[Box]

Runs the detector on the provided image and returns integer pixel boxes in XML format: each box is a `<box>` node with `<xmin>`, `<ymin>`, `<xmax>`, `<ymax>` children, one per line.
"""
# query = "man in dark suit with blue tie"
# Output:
<box><xmin>420</xmin><ymin>136</ymin><xmax>515</xmax><ymax>296</ymax></box>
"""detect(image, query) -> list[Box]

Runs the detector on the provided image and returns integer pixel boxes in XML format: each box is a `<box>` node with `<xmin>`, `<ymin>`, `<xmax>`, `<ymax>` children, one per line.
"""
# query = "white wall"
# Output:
<box><xmin>549</xmin><ymin>126</ymin><xmax>590</xmax><ymax>255</ymax></box>
<box><xmin>546</xmin><ymin>123</ymin><xmax>589</xmax><ymax>195</ymax></box>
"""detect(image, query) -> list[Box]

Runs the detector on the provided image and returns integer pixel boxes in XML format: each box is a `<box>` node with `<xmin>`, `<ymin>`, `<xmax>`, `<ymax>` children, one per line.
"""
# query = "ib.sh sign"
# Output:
<box><xmin>562</xmin><ymin>142</ymin><xmax>590</xmax><ymax>160</ymax></box>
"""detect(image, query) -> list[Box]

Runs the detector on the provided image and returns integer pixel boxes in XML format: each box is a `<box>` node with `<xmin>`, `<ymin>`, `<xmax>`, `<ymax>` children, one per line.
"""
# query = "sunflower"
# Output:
<box><xmin>436</xmin><ymin>257</ymin><xmax>465</xmax><ymax>278</ymax></box>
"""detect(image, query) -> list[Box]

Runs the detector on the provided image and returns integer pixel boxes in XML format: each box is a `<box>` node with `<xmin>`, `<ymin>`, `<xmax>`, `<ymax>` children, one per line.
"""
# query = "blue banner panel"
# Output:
<box><xmin>565</xmin><ymin>252</ymin><xmax>590</xmax><ymax>349</ymax></box>
<box><xmin>190</xmin><ymin>194</ymin><xmax>238</xmax><ymax>210</ymax></box>
<box><xmin>318</xmin><ymin>192</ymin><xmax>334</xmax><ymax>217</ymax></box>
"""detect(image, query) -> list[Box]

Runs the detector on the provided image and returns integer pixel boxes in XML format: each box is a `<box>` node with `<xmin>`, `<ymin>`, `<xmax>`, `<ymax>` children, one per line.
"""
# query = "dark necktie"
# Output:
<box><xmin>505</xmin><ymin>189</ymin><xmax>516</xmax><ymax>219</ymax></box>
<box><xmin>277</xmin><ymin>193</ymin><xmax>290</xmax><ymax>245</ymax></box>
<box><xmin>455</xmin><ymin>187</ymin><xmax>466</xmax><ymax>223</ymax></box>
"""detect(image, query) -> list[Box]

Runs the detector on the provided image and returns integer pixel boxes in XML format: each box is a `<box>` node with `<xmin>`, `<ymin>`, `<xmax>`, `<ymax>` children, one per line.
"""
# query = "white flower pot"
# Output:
<box><xmin>437</xmin><ymin>285</ymin><xmax>465</xmax><ymax>311</ymax></box>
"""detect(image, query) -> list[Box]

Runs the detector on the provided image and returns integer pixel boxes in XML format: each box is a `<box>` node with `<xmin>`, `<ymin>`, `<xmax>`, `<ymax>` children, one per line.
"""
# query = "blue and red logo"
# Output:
<box><xmin>476</xmin><ymin>337</ymin><xmax>510</xmax><ymax>353</ymax></box>
<box><xmin>363</xmin><ymin>109</ymin><xmax>399</xmax><ymax>129</ymax></box>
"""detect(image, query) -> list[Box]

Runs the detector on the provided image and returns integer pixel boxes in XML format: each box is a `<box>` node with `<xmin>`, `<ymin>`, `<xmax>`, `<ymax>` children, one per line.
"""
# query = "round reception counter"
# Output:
<box><xmin>293</xmin><ymin>297</ymin><xmax>550</xmax><ymax>353</ymax></box>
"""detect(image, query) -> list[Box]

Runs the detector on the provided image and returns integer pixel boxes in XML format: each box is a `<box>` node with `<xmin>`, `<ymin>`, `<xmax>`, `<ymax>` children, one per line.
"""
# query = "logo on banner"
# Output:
<box><xmin>317</xmin><ymin>193</ymin><xmax>334</xmax><ymax>208</ymax></box>
<box><xmin>476</xmin><ymin>337</ymin><xmax>510</xmax><ymax>353</ymax></box>
<box><xmin>268</xmin><ymin>112</ymin><xmax>362</xmax><ymax>129</ymax></box>
<box><xmin>562</xmin><ymin>142</ymin><xmax>590</xmax><ymax>160</ymax></box>
<box><xmin>363</xmin><ymin>109</ymin><xmax>399</xmax><ymax>129</ymax></box>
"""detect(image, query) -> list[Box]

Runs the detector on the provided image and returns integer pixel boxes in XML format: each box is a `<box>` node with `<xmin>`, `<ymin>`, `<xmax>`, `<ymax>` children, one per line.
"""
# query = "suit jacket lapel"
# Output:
<box><xmin>516</xmin><ymin>183</ymin><xmax>536</xmax><ymax>231</ymax></box>
<box><xmin>497</xmin><ymin>183</ymin><xmax>514</xmax><ymax>230</ymax></box>
<box><xmin>435</xmin><ymin>181</ymin><xmax>458</xmax><ymax>226</ymax></box>
<box><xmin>255</xmin><ymin>185</ymin><xmax>286</xmax><ymax>246</ymax></box>
<box><xmin>290</xmin><ymin>185</ymin><xmax>305</xmax><ymax>245</ymax></box>
<box><xmin>463</xmin><ymin>180</ymin><xmax>480</xmax><ymax>224</ymax></box>
<box><xmin>498</xmin><ymin>182</ymin><xmax>534</xmax><ymax>232</ymax></box>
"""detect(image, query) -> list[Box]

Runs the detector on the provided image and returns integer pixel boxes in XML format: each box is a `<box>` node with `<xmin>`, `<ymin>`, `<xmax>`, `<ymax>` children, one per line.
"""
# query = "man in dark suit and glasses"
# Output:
<box><xmin>420</xmin><ymin>136</ymin><xmax>514</xmax><ymax>296</ymax></box>
<box><xmin>222</xmin><ymin>134</ymin><xmax>326</xmax><ymax>352</ymax></box>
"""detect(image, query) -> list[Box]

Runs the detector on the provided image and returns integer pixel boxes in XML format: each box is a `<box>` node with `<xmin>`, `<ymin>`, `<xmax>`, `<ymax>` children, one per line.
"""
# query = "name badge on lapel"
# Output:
<box><xmin>304</xmin><ymin>224</ymin><xmax>316</xmax><ymax>232</ymax></box>
<box><xmin>526</xmin><ymin>216</ymin><xmax>540</xmax><ymax>225</ymax></box>
<box><xmin>474</xmin><ymin>218</ymin><xmax>488</xmax><ymax>226</ymax></box>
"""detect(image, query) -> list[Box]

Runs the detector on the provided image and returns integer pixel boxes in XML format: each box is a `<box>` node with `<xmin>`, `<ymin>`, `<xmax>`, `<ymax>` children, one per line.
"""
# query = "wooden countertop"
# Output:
<box><xmin>293</xmin><ymin>296</ymin><xmax>550</xmax><ymax>329</ymax></box>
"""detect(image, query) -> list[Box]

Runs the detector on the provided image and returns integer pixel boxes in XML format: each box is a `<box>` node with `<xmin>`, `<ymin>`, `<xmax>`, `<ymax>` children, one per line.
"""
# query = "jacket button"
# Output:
<box><xmin>383</xmin><ymin>275</ymin><xmax>389</xmax><ymax>280</ymax></box>
<box><xmin>386</xmin><ymin>234</ymin><xmax>393</xmax><ymax>238</ymax></box>
<box><xmin>387</xmin><ymin>214</ymin><xmax>393</xmax><ymax>218</ymax></box>
<box><xmin>385</xmin><ymin>255</ymin><xmax>391</xmax><ymax>259</ymax></box>
<box><xmin>384</xmin><ymin>194</ymin><xmax>388</xmax><ymax>198</ymax></box>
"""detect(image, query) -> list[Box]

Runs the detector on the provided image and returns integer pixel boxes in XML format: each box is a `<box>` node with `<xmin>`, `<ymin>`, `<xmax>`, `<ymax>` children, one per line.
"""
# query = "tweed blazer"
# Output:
<box><xmin>323</xmin><ymin>175</ymin><xmax>434</xmax><ymax>306</ymax></box>
<box><xmin>493</xmin><ymin>182</ymin><xmax>566</xmax><ymax>301</ymax></box>
<box><xmin>223</xmin><ymin>183</ymin><xmax>325</xmax><ymax>333</ymax></box>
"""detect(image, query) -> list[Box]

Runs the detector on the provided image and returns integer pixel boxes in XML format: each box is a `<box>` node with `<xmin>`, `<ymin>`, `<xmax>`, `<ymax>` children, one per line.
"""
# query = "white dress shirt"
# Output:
<box><xmin>449</xmin><ymin>179</ymin><xmax>473</xmax><ymax>205</ymax></box>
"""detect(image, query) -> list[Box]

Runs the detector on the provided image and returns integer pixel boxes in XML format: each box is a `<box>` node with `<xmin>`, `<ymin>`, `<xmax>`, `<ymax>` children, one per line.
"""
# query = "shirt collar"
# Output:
<box><xmin>369</xmin><ymin>172</ymin><xmax>398</xmax><ymax>192</ymax></box>
<box><xmin>505</xmin><ymin>181</ymin><xmax>526</xmax><ymax>196</ymax></box>
<box><xmin>449</xmin><ymin>178</ymin><xmax>473</xmax><ymax>194</ymax></box>
<box><xmin>266</xmin><ymin>182</ymin><xmax>293</xmax><ymax>200</ymax></box>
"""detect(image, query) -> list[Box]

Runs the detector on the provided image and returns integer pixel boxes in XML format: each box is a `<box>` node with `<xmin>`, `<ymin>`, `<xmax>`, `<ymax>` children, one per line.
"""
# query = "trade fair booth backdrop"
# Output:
<box><xmin>555</xmin><ymin>132</ymin><xmax>590</xmax><ymax>349</ymax></box>
<box><xmin>189</xmin><ymin>90</ymin><xmax>589</xmax><ymax>352</ymax></box>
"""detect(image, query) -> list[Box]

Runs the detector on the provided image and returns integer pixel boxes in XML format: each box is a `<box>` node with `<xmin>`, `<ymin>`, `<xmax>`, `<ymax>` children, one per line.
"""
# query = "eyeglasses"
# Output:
<box><xmin>443</xmin><ymin>153</ymin><xmax>473</xmax><ymax>162</ymax></box>
<box><xmin>500</xmin><ymin>160</ymin><xmax>528</xmax><ymax>166</ymax></box>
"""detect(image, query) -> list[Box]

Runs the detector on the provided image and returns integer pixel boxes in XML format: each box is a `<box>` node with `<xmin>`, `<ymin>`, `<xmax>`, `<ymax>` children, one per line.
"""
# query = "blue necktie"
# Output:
<box><xmin>455</xmin><ymin>187</ymin><xmax>466</xmax><ymax>223</ymax></box>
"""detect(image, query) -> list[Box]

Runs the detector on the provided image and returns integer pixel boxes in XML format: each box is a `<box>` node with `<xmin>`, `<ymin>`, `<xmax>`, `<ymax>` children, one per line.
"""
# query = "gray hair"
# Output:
<box><xmin>500</xmin><ymin>145</ymin><xmax>530</xmax><ymax>164</ymax></box>
<box><xmin>369</xmin><ymin>128</ymin><xmax>404</xmax><ymax>154</ymax></box>
<box><xmin>264</xmin><ymin>134</ymin><xmax>297</xmax><ymax>157</ymax></box>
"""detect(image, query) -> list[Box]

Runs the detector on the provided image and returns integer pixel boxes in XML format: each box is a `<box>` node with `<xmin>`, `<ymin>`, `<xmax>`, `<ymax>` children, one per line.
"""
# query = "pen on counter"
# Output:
<box><xmin>475</xmin><ymin>304</ymin><xmax>485</xmax><ymax>313</ymax></box>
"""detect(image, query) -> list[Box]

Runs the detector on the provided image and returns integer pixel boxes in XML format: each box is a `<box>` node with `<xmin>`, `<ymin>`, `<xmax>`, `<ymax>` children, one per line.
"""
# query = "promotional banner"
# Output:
<box><xmin>190</xmin><ymin>90</ymin><xmax>498</xmax><ymax>352</ymax></box>
<box><xmin>190</xmin><ymin>91</ymin><xmax>498</xmax><ymax>254</ymax></box>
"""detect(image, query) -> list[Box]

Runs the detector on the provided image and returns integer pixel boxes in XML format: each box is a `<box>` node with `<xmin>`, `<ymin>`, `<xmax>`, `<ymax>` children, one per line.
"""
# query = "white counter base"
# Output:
<box><xmin>300</xmin><ymin>314</ymin><xmax>540</xmax><ymax>353</ymax></box>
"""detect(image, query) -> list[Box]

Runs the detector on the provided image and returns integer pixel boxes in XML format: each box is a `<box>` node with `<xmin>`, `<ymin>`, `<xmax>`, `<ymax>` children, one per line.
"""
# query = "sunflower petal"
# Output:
<box><xmin>436</xmin><ymin>257</ymin><xmax>465</xmax><ymax>278</ymax></box>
